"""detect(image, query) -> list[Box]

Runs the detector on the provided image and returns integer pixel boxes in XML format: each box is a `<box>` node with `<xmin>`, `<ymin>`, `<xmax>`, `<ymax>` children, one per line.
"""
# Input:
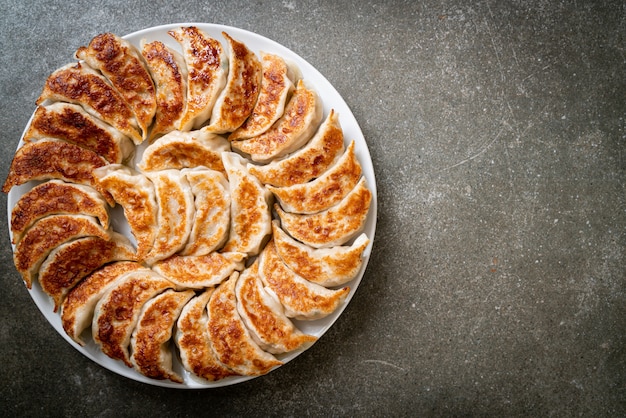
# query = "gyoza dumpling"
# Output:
<box><xmin>180</xmin><ymin>168</ymin><xmax>230</xmax><ymax>256</ymax></box>
<box><xmin>10</xmin><ymin>180</ymin><xmax>109</xmax><ymax>245</ymax></box>
<box><xmin>61</xmin><ymin>261</ymin><xmax>148</xmax><ymax>346</ymax></box>
<box><xmin>36</xmin><ymin>62</ymin><xmax>142</xmax><ymax>144</ymax></box>
<box><xmin>168</xmin><ymin>26</ymin><xmax>228</xmax><ymax>130</ymax></box>
<box><xmin>38</xmin><ymin>233</ymin><xmax>136</xmax><ymax>311</ymax></box>
<box><xmin>272</xmin><ymin>221</ymin><xmax>370</xmax><ymax>287</ymax></box>
<box><xmin>176</xmin><ymin>289</ymin><xmax>239</xmax><ymax>382</ymax></box>
<box><xmin>152</xmin><ymin>251</ymin><xmax>246</xmax><ymax>289</ymax></box>
<box><xmin>235</xmin><ymin>259</ymin><xmax>317</xmax><ymax>354</ymax></box>
<box><xmin>268</xmin><ymin>141</ymin><xmax>362</xmax><ymax>214</ymax></box>
<box><xmin>206</xmin><ymin>272</ymin><xmax>282</xmax><ymax>376</ymax></box>
<box><xmin>143</xmin><ymin>170</ymin><xmax>195</xmax><ymax>265</ymax></box>
<box><xmin>247</xmin><ymin>109</ymin><xmax>345</xmax><ymax>187</ymax></box>
<box><xmin>75</xmin><ymin>32</ymin><xmax>156</xmax><ymax>141</ymax></box>
<box><xmin>221</xmin><ymin>153</ymin><xmax>272</xmax><ymax>256</ymax></box>
<box><xmin>94</xmin><ymin>165</ymin><xmax>158</xmax><ymax>260</ymax></box>
<box><xmin>275</xmin><ymin>177</ymin><xmax>372</xmax><ymax>248</ymax></box>
<box><xmin>137</xmin><ymin>130</ymin><xmax>229</xmax><ymax>173</ymax></box>
<box><xmin>2</xmin><ymin>139</ymin><xmax>113</xmax><ymax>205</ymax></box>
<box><xmin>92</xmin><ymin>269</ymin><xmax>174</xmax><ymax>367</ymax></box>
<box><xmin>231</xmin><ymin>80</ymin><xmax>323</xmax><ymax>163</ymax></box>
<box><xmin>23</xmin><ymin>103</ymin><xmax>134</xmax><ymax>164</ymax></box>
<box><xmin>203</xmin><ymin>32</ymin><xmax>262</xmax><ymax>133</ymax></box>
<box><xmin>130</xmin><ymin>289</ymin><xmax>195</xmax><ymax>383</ymax></box>
<box><xmin>229</xmin><ymin>52</ymin><xmax>300</xmax><ymax>141</ymax></box>
<box><xmin>13</xmin><ymin>214</ymin><xmax>110</xmax><ymax>288</ymax></box>
<box><xmin>141</xmin><ymin>40</ymin><xmax>188</xmax><ymax>139</ymax></box>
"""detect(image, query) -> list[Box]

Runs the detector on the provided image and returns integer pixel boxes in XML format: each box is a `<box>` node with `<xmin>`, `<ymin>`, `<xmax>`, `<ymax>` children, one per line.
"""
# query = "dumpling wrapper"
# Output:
<box><xmin>231</xmin><ymin>79</ymin><xmax>323</xmax><ymax>163</ymax></box>
<box><xmin>207</xmin><ymin>272</ymin><xmax>282</xmax><ymax>376</ymax></box>
<box><xmin>137</xmin><ymin>130</ymin><xmax>229</xmax><ymax>173</ymax></box>
<box><xmin>92</xmin><ymin>269</ymin><xmax>174</xmax><ymax>367</ymax></box>
<box><xmin>152</xmin><ymin>251</ymin><xmax>246</xmax><ymax>289</ymax></box>
<box><xmin>268</xmin><ymin>141</ymin><xmax>362</xmax><ymax>214</ymax></box>
<box><xmin>168</xmin><ymin>26</ymin><xmax>228</xmax><ymax>130</ymax></box>
<box><xmin>23</xmin><ymin>103</ymin><xmax>134</xmax><ymax>164</ymax></box>
<box><xmin>176</xmin><ymin>289</ymin><xmax>239</xmax><ymax>382</ymax></box>
<box><xmin>258</xmin><ymin>240</ymin><xmax>350</xmax><ymax>320</ymax></box>
<box><xmin>235</xmin><ymin>259</ymin><xmax>317</xmax><ymax>354</ymax></box>
<box><xmin>247</xmin><ymin>109</ymin><xmax>344</xmax><ymax>187</ymax></box>
<box><xmin>130</xmin><ymin>289</ymin><xmax>195</xmax><ymax>383</ymax></box>
<box><xmin>36</xmin><ymin>62</ymin><xmax>142</xmax><ymax>144</ymax></box>
<box><xmin>272</xmin><ymin>221</ymin><xmax>370</xmax><ymax>287</ymax></box>
<box><xmin>10</xmin><ymin>180</ymin><xmax>109</xmax><ymax>245</ymax></box>
<box><xmin>76</xmin><ymin>32</ymin><xmax>156</xmax><ymax>141</ymax></box>
<box><xmin>61</xmin><ymin>261</ymin><xmax>148</xmax><ymax>346</ymax></box>
<box><xmin>275</xmin><ymin>177</ymin><xmax>372</xmax><ymax>248</ymax></box>
<box><xmin>229</xmin><ymin>52</ymin><xmax>299</xmax><ymax>141</ymax></box>
<box><xmin>221</xmin><ymin>153</ymin><xmax>272</xmax><ymax>256</ymax></box>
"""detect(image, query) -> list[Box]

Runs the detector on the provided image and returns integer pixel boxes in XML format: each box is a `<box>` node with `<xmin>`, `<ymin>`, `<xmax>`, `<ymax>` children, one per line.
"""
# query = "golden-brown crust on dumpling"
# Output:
<box><xmin>152</xmin><ymin>252</ymin><xmax>245</xmax><ymax>289</ymax></box>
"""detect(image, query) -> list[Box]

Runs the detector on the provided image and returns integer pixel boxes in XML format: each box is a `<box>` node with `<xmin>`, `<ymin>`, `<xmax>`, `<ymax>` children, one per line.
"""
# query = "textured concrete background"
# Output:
<box><xmin>1</xmin><ymin>0</ymin><xmax>624</xmax><ymax>416</ymax></box>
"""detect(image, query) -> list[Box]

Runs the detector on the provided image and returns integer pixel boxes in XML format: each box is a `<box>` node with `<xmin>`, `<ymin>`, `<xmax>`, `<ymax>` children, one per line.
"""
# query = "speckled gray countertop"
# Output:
<box><xmin>1</xmin><ymin>1</ymin><xmax>624</xmax><ymax>416</ymax></box>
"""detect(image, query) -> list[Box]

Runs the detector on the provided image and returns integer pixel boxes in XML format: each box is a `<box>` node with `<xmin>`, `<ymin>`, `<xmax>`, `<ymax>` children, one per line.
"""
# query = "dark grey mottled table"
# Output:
<box><xmin>1</xmin><ymin>1</ymin><xmax>623</xmax><ymax>416</ymax></box>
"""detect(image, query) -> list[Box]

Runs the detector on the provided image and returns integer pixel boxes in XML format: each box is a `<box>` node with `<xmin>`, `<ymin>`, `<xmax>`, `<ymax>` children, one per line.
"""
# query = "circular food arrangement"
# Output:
<box><xmin>3</xmin><ymin>23</ymin><xmax>376</xmax><ymax>388</ymax></box>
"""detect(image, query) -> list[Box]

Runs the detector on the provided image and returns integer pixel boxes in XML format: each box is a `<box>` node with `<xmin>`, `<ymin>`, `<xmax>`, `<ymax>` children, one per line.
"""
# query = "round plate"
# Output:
<box><xmin>7</xmin><ymin>23</ymin><xmax>377</xmax><ymax>388</ymax></box>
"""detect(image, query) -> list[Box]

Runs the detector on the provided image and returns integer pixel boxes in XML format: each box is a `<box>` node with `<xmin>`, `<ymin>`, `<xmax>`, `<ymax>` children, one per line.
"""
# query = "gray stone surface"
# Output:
<box><xmin>1</xmin><ymin>0</ymin><xmax>624</xmax><ymax>416</ymax></box>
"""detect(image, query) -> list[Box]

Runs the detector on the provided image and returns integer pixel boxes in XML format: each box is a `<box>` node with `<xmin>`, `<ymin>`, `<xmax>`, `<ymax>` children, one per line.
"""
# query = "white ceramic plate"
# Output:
<box><xmin>6</xmin><ymin>23</ymin><xmax>377</xmax><ymax>388</ymax></box>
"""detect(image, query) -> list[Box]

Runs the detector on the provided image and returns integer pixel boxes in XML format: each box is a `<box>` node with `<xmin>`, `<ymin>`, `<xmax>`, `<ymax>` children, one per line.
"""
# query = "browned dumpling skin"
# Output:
<box><xmin>168</xmin><ymin>26</ymin><xmax>228</xmax><ymax>130</ymax></box>
<box><xmin>268</xmin><ymin>141</ymin><xmax>362</xmax><ymax>214</ymax></box>
<box><xmin>247</xmin><ymin>109</ymin><xmax>344</xmax><ymax>187</ymax></box>
<box><xmin>176</xmin><ymin>289</ymin><xmax>239</xmax><ymax>382</ymax></box>
<box><xmin>130</xmin><ymin>289</ymin><xmax>195</xmax><ymax>383</ymax></box>
<box><xmin>61</xmin><ymin>261</ymin><xmax>148</xmax><ymax>346</ymax></box>
<box><xmin>275</xmin><ymin>177</ymin><xmax>372</xmax><ymax>248</ymax></box>
<box><xmin>207</xmin><ymin>272</ymin><xmax>282</xmax><ymax>376</ymax></box>
<box><xmin>36</xmin><ymin>62</ymin><xmax>142</xmax><ymax>144</ymax></box>
<box><xmin>203</xmin><ymin>32</ymin><xmax>262</xmax><ymax>134</ymax></box>
<box><xmin>23</xmin><ymin>103</ymin><xmax>134</xmax><ymax>164</ymax></box>
<box><xmin>2</xmin><ymin>139</ymin><xmax>113</xmax><ymax>205</ymax></box>
<box><xmin>258</xmin><ymin>240</ymin><xmax>350</xmax><ymax>320</ymax></box>
<box><xmin>76</xmin><ymin>32</ymin><xmax>156</xmax><ymax>141</ymax></box>
<box><xmin>10</xmin><ymin>180</ymin><xmax>109</xmax><ymax>245</ymax></box>
<box><xmin>141</xmin><ymin>40</ymin><xmax>187</xmax><ymax>139</ymax></box>
<box><xmin>152</xmin><ymin>251</ymin><xmax>245</xmax><ymax>289</ymax></box>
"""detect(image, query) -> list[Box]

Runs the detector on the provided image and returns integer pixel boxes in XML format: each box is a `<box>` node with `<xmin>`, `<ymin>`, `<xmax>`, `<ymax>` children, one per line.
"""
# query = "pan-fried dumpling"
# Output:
<box><xmin>2</xmin><ymin>139</ymin><xmax>113</xmax><ymax>205</ymax></box>
<box><xmin>221</xmin><ymin>152</ymin><xmax>272</xmax><ymax>256</ymax></box>
<box><xmin>38</xmin><ymin>233</ymin><xmax>136</xmax><ymax>311</ymax></box>
<box><xmin>275</xmin><ymin>177</ymin><xmax>372</xmax><ymax>248</ymax></box>
<box><xmin>75</xmin><ymin>32</ymin><xmax>156</xmax><ymax>141</ymax></box>
<box><xmin>258</xmin><ymin>240</ymin><xmax>350</xmax><ymax>320</ymax></box>
<box><xmin>61</xmin><ymin>261</ymin><xmax>148</xmax><ymax>346</ymax></box>
<box><xmin>92</xmin><ymin>269</ymin><xmax>174</xmax><ymax>367</ymax></box>
<box><xmin>141</xmin><ymin>40</ymin><xmax>188</xmax><ymax>139</ymax></box>
<box><xmin>10</xmin><ymin>180</ymin><xmax>109</xmax><ymax>245</ymax></box>
<box><xmin>94</xmin><ymin>165</ymin><xmax>158</xmax><ymax>260</ymax></box>
<box><xmin>247</xmin><ymin>109</ymin><xmax>345</xmax><ymax>187</ymax></box>
<box><xmin>144</xmin><ymin>170</ymin><xmax>195</xmax><ymax>265</ymax></box>
<box><xmin>268</xmin><ymin>141</ymin><xmax>362</xmax><ymax>214</ymax></box>
<box><xmin>23</xmin><ymin>103</ymin><xmax>134</xmax><ymax>164</ymax></box>
<box><xmin>138</xmin><ymin>130</ymin><xmax>229</xmax><ymax>173</ymax></box>
<box><xmin>36</xmin><ymin>62</ymin><xmax>142</xmax><ymax>144</ymax></box>
<box><xmin>203</xmin><ymin>32</ymin><xmax>262</xmax><ymax>133</ymax></box>
<box><xmin>231</xmin><ymin>80</ymin><xmax>323</xmax><ymax>163</ymax></box>
<box><xmin>229</xmin><ymin>52</ymin><xmax>299</xmax><ymax>141</ymax></box>
<box><xmin>176</xmin><ymin>289</ymin><xmax>239</xmax><ymax>382</ymax></box>
<box><xmin>130</xmin><ymin>289</ymin><xmax>195</xmax><ymax>383</ymax></box>
<box><xmin>152</xmin><ymin>251</ymin><xmax>246</xmax><ymax>289</ymax></box>
<box><xmin>235</xmin><ymin>259</ymin><xmax>317</xmax><ymax>354</ymax></box>
<box><xmin>181</xmin><ymin>168</ymin><xmax>230</xmax><ymax>256</ymax></box>
<box><xmin>168</xmin><ymin>26</ymin><xmax>228</xmax><ymax>130</ymax></box>
<box><xmin>272</xmin><ymin>221</ymin><xmax>369</xmax><ymax>287</ymax></box>
<box><xmin>13</xmin><ymin>214</ymin><xmax>110</xmax><ymax>288</ymax></box>
<box><xmin>207</xmin><ymin>272</ymin><xmax>282</xmax><ymax>376</ymax></box>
